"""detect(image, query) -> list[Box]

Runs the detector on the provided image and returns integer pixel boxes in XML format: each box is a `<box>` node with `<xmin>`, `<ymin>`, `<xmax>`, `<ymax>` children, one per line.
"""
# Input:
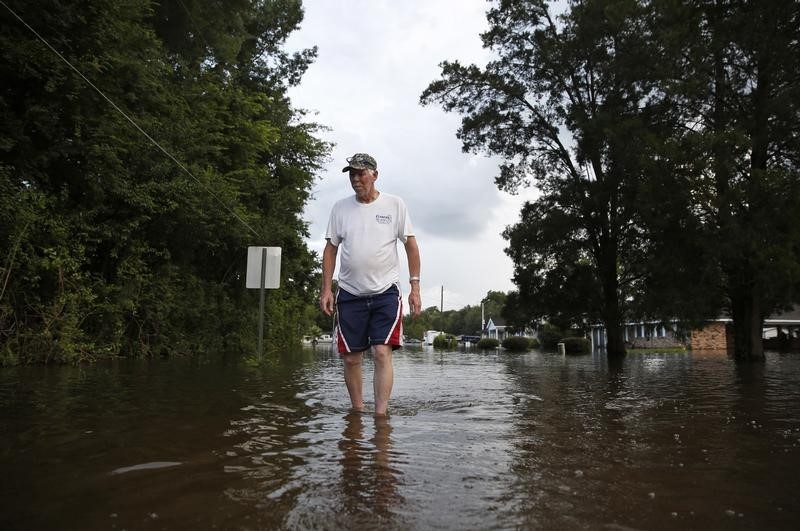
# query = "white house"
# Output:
<box><xmin>485</xmin><ymin>317</ymin><xmax>509</xmax><ymax>341</ymax></box>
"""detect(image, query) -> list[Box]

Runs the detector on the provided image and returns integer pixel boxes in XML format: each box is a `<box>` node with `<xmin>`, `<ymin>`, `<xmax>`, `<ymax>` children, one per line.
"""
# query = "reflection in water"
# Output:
<box><xmin>499</xmin><ymin>351</ymin><xmax>800</xmax><ymax>530</ymax></box>
<box><xmin>222</xmin><ymin>401</ymin><xmax>306</xmax><ymax>510</ymax></box>
<box><xmin>339</xmin><ymin>412</ymin><xmax>404</xmax><ymax>519</ymax></box>
<box><xmin>1</xmin><ymin>349</ymin><xmax>800</xmax><ymax>529</ymax></box>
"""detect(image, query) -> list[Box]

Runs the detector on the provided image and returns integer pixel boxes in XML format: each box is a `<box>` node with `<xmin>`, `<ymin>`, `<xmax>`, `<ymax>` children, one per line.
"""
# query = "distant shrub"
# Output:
<box><xmin>538</xmin><ymin>323</ymin><xmax>563</xmax><ymax>349</ymax></box>
<box><xmin>477</xmin><ymin>338</ymin><xmax>500</xmax><ymax>349</ymax></box>
<box><xmin>561</xmin><ymin>336</ymin><xmax>591</xmax><ymax>355</ymax></box>
<box><xmin>529</xmin><ymin>338</ymin><xmax>540</xmax><ymax>349</ymax></box>
<box><xmin>433</xmin><ymin>334</ymin><xmax>458</xmax><ymax>349</ymax></box>
<box><xmin>502</xmin><ymin>336</ymin><xmax>531</xmax><ymax>351</ymax></box>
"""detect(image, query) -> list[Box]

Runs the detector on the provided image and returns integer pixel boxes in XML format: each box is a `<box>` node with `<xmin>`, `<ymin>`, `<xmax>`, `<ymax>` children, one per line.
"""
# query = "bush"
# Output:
<box><xmin>529</xmin><ymin>338</ymin><xmax>540</xmax><ymax>349</ymax></box>
<box><xmin>561</xmin><ymin>336</ymin><xmax>591</xmax><ymax>355</ymax></box>
<box><xmin>538</xmin><ymin>323</ymin><xmax>563</xmax><ymax>349</ymax></box>
<box><xmin>502</xmin><ymin>336</ymin><xmax>531</xmax><ymax>351</ymax></box>
<box><xmin>433</xmin><ymin>334</ymin><xmax>458</xmax><ymax>349</ymax></box>
<box><xmin>476</xmin><ymin>337</ymin><xmax>500</xmax><ymax>349</ymax></box>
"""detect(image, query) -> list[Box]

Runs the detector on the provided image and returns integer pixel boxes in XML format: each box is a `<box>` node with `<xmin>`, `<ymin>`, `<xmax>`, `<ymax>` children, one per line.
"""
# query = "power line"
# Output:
<box><xmin>1</xmin><ymin>0</ymin><xmax>262</xmax><ymax>238</ymax></box>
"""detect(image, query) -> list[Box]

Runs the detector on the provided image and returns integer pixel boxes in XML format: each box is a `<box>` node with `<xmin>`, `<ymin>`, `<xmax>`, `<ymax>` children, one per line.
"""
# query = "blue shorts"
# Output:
<box><xmin>335</xmin><ymin>284</ymin><xmax>403</xmax><ymax>354</ymax></box>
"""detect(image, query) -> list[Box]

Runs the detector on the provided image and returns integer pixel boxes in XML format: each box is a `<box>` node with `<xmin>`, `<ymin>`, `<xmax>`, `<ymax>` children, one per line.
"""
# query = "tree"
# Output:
<box><xmin>0</xmin><ymin>0</ymin><xmax>329</xmax><ymax>363</ymax></box>
<box><xmin>502</xmin><ymin>290</ymin><xmax>531</xmax><ymax>331</ymax></box>
<box><xmin>648</xmin><ymin>0</ymin><xmax>800</xmax><ymax>360</ymax></box>
<box><xmin>422</xmin><ymin>0</ymin><xmax>663</xmax><ymax>357</ymax></box>
<box><xmin>480</xmin><ymin>290</ymin><xmax>507</xmax><ymax>331</ymax></box>
<box><xmin>401</xmin><ymin>292</ymin><xmax>507</xmax><ymax>339</ymax></box>
<box><xmin>403</xmin><ymin>305</ymin><xmax>440</xmax><ymax>340</ymax></box>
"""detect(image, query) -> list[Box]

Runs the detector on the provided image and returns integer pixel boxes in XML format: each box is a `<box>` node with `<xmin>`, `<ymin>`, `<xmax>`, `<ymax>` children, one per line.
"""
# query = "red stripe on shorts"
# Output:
<box><xmin>385</xmin><ymin>294</ymin><xmax>403</xmax><ymax>345</ymax></box>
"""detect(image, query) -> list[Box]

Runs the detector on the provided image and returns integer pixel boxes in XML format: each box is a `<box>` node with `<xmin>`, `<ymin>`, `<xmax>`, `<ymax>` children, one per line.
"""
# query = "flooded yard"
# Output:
<box><xmin>1</xmin><ymin>346</ymin><xmax>799</xmax><ymax>530</ymax></box>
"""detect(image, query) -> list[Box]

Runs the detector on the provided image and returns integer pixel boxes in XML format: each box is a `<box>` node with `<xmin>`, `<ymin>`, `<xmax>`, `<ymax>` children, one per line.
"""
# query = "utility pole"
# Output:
<box><xmin>481</xmin><ymin>300</ymin><xmax>485</xmax><ymax>335</ymax></box>
<box><xmin>481</xmin><ymin>298</ymin><xmax>486</xmax><ymax>337</ymax></box>
<box><xmin>440</xmin><ymin>285</ymin><xmax>444</xmax><ymax>313</ymax></box>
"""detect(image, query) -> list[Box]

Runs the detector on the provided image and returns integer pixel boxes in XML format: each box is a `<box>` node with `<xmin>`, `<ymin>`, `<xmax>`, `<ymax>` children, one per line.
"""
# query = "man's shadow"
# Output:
<box><xmin>338</xmin><ymin>411</ymin><xmax>404</xmax><ymax>518</ymax></box>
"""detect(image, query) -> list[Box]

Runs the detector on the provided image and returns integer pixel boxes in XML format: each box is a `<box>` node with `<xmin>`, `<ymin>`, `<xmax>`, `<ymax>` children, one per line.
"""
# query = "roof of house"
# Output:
<box><xmin>486</xmin><ymin>316</ymin><xmax>507</xmax><ymax>327</ymax></box>
<box><xmin>590</xmin><ymin>304</ymin><xmax>800</xmax><ymax>328</ymax></box>
<box><xmin>709</xmin><ymin>305</ymin><xmax>800</xmax><ymax>324</ymax></box>
<box><xmin>765</xmin><ymin>306</ymin><xmax>800</xmax><ymax>324</ymax></box>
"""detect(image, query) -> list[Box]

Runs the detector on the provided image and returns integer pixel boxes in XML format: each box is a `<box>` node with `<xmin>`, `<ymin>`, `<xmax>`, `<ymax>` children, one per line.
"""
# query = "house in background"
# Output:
<box><xmin>590</xmin><ymin>321</ymin><xmax>684</xmax><ymax>351</ymax></box>
<box><xmin>747</xmin><ymin>306</ymin><xmax>800</xmax><ymax>350</ymax></box>
<box><xmin>484</xmin><ymin>317</ymin><xmax>538</xmax><ymax>342</ymax></box>
<box><xmin>485</xmin><ymin>317</ymin><xmax>509</xmax><ymax>341</ymax></box>
<box><xmin>590</xmin><ymin>306</ymin><xmax>800</xmax><ymax>351</ymax></box>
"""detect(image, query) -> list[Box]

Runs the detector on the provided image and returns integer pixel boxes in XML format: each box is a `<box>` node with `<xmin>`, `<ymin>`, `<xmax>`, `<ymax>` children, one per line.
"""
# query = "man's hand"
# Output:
<box><xmin>403</xmin><ymin>236</ymin><xmax>422</xmax><ymax>318</ymax></box>
<box><xmin>320</xmin><ymin>290</ymin><xmax>335</xmax><ymax>316</ymax></box>
<box><xmin>320</xmin><ymin>241</ymin><xmax>338</xmax><ymax>316</ymax></box>
<box><xmin>408</xmin><ymin>289</ymin><xmax>422</xmax><ymax>318</ymax></box>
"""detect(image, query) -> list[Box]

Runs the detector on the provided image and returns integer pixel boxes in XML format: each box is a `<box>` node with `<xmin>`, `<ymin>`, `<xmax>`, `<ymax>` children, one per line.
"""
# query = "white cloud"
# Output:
<box><xmin>287</xmin><ymin>0</ymin><xmax>539</xmax><ymax>309</ymax></box>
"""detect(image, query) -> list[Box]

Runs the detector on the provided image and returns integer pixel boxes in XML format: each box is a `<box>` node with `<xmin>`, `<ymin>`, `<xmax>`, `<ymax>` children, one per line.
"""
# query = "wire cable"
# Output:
<box><xmin>1</xmin><ymin>0</ymin><xmax>262</xmax><ymax>238</ymax></box>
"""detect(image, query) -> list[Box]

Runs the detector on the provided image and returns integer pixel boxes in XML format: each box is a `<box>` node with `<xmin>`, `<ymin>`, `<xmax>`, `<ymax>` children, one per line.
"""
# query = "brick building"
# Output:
<box><xmin>590</xmin><ymin>307</ymin><xmax>800</xmax><ymax>352</ymax></box>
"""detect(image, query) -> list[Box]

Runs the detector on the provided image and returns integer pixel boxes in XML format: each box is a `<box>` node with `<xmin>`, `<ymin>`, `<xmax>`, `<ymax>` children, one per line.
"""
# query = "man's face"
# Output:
<box><xmin>349</xmin><ymin>168</ymin><xmax>377</xmax><ymax>199</ymax></box>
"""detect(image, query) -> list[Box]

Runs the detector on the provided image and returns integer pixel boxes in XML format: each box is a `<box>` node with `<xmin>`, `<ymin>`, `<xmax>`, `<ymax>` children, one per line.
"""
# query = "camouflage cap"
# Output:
<box><xmin>342</xmin><ymin>153</ymin><xmax>377</xmax><ymax>172</ymax></box>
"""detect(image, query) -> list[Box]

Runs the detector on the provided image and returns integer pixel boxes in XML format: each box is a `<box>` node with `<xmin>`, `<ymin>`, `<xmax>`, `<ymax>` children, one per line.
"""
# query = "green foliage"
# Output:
<box><xmin>0</xmin><ymin>0</ymin><xmax>329</xmax><ymax>363</ymax></box>
<box><xmin>422</xmin><ymin>0</ymin><xmax>664</xmax><ymax>357</ymax></box>
<box><xmin>561</xmin><ymin>337</ymin><xmax>591</xmax><ymax>355</ymax></box>
<box><xmin>402</xmin><ymin>290</ymin><xmax>509</xmax><ymax>338</ymax></box>
<box><xmin>501</xmin><ymin>336</ymin><xmax>530</xmax><ymax>352</ymax></box>
<box><xmin>403</xmin><ymin>317</ymin><xmax>426</xmax><ymax>342</ymax></box>
<box><xmin>529</xmin><ymin>337</ymin><xmax>540</xmax><ymax>349</ymax></box>
<box><xmin>502</xmin><ymin>290</ymin><xmax>535</xmax><ymax>333</ymax></box>
<box><xmin>644</xmin><ymin>0</ymin><xmax>800</xmax><ymax>360</ymax></box>
<box><xmin>432</xmin><ymin>333</ymin><xmax>457</xmax><ymax>350</ymax></box>
<box><xmin>537</xmin><ymin>323</ymin><xmax>564</xmax><ymax>350</ymax></box>
<box><xmin>476</xmin><ymin>337</ymin><xmax>499</xmax><ymax>349</ymax></box>
<box><xmin>423</xmin><ymin>0</ymin><xmax>800</xmax><ymax>360</ymax></box>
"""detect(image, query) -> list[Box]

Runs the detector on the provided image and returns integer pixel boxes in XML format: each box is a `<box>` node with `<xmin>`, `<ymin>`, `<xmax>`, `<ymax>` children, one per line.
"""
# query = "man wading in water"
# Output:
<box><xmin>319</xmin><ymin>153</ymin><xmax>422</xmax><ymax>416</ymax></box>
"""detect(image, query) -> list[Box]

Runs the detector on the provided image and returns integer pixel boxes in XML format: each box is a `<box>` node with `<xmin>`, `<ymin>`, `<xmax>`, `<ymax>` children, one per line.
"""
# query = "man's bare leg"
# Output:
<box><xmin>342</xmin><ymin>352</ymin><xmax>364</xmax><ymax>411</ymax></box>
<box><xmin>372</xmin><ymin>344</ymin><xmax>394</xmax><ymax>416</ymax></box>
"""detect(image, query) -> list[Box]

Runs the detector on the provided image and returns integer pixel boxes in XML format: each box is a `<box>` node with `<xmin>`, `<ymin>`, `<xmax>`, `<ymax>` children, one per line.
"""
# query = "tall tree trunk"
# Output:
<box><xmin>727</xmin><ymin>13</ymin><xmax>770</xmax><ymax>363</ymax></box>
<box><xmin>605</xmin><ymin>319</ymin><xmax>626</xmax><ymax>358</ymax></box>
<box><xmin>601</xmin><ymin>265</ymin><xmax>626</xmax><ymax>358</ymax></box>
<box><xmin>730</xmin><ymin>284</ymin><xmax>765</xmax><ymax>361</ymax></box>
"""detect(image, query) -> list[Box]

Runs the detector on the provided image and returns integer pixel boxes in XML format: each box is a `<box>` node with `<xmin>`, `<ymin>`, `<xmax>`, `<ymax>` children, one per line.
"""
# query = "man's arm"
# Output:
<box><xmin>404</xmin><ymin>236</ymin><xmax>422</xmax><ymax>317</ymax></box>
<box><xmin>320</xmin><ymin>240</ymin><xmax>338</xmax><ymax>316</ymax></box>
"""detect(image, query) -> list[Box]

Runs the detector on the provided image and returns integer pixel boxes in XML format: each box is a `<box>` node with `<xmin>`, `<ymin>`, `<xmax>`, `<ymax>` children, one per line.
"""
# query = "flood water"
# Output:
<box><xmin>2</xmin><ymin>346</ymin><xmax>799</xmax><ymax>530</ymax></box>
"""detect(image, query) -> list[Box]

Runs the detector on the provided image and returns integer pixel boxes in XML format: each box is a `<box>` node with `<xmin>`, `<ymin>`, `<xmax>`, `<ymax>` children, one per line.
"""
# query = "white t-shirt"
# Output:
<box><xmin>326</xmin><ymin>192</ymin><xmax>414</xmax><ymax>296</ymax></box>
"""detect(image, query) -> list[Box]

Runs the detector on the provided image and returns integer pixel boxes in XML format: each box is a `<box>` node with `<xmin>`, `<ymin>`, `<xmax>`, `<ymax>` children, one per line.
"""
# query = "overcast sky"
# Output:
<box><xmin>286</xmin><ymin>0</ymin><xmax>540</xmax><ymax>312</ymax></box>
